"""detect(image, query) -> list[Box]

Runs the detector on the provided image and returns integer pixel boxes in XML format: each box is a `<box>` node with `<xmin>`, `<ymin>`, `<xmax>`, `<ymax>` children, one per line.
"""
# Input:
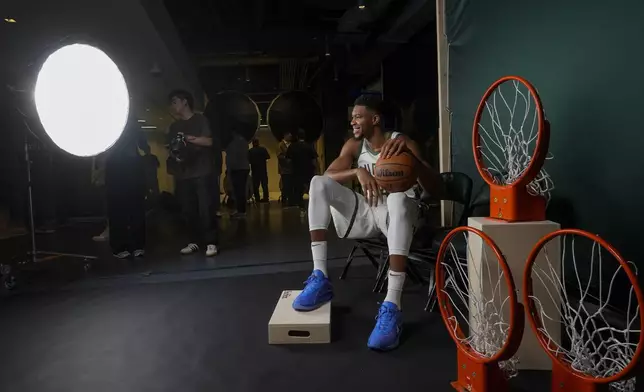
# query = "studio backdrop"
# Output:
<box><xmin>446</xmin><ymin>0</ymin><xmax>644</xmax><ymax>263</ymax></box>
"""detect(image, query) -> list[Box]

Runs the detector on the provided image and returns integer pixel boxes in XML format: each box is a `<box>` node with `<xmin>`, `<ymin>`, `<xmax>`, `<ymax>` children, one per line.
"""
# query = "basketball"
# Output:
<box><xmin>374</xmin><ymin>152</ymin><xmax>418</xmax><ymax>193</ymax></box>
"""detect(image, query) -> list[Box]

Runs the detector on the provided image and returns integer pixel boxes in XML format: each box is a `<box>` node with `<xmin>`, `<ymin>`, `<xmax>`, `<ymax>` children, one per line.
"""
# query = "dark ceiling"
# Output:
<box><xmin>166</xmin><ymin>0</ymin><xmax>365</xmax><ymax>57</ymax></box>
<box><xmin>164</xmin><ymin>0</ymin><xmax>435</xmax><ymax>99</ymax></box>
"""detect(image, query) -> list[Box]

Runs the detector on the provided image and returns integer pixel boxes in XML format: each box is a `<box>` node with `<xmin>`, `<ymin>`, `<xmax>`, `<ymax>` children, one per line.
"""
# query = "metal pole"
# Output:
<box><xmin>436</xmin><ymin>0</ymin><xmax>453</xmax><ymax>226</ymax></box>
<box><xmin>25</xmin><ymin>136</ymin><xmax>37</xmax><ymax>263</ymax></box>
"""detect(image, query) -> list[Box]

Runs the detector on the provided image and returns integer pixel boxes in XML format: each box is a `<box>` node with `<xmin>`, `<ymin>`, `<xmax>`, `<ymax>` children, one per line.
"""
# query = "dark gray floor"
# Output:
<box><xmin>0</xmin><ymin>203</ymin><xmax>369</xmax><ymax>292</ymax></box>
<box><xmin>0</xmin><ymin>203</ymin><xmax>549</xmax><ymax>391</ymax></box>
<box><xmin>3</xmin><ymin>203</ymin><xmax>359</xmax><ymax>277</ymax></box>
<box><xmin>0</xmin><ymin>266</ymin><xmax>549</xmax><ymax>392</ymax></box>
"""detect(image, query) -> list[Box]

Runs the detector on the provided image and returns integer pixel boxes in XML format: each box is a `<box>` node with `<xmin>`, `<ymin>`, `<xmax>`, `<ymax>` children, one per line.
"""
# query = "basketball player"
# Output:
<box><xmin>293</xmin><ymin>95</ymin><xmax>444</xmax><ymax>351</ymax></box>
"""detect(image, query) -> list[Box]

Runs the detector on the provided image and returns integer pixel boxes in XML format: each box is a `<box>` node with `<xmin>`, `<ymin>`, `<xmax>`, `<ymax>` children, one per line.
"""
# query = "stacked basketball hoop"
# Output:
<box><xmin>436</xmin><ymin>77</ymin><xmax>643</xmax><ymax>392</ymax></box>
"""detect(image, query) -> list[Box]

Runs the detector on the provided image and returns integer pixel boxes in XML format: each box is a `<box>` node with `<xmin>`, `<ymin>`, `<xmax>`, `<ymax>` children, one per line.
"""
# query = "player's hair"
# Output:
<box><xmin>354</xmin><ymin>94</ymin><xmax>385</xmax><ymax>116</ymax></box>
<box><xmin>168</xmin><ymin>89</ymin><xmax>194</xmax><ymax>110</ymax></box>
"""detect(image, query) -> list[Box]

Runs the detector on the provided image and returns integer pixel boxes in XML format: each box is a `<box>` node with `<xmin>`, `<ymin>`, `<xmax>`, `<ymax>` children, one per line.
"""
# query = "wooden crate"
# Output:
<box><xmin>268</xmin><ymin>290</ymin><xmax>331</xmax><ymax>345</ymax></box>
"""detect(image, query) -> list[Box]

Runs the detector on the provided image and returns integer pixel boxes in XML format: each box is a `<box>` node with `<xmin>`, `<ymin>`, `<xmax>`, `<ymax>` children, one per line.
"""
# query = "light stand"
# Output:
<box><xmin>0</xmin><ymin>42</ymin><xmax>130</xmax><ymax>291</ymax></box>
<box><xmin>23</xmin><ymin>132</ymin><xmax>96</xmax><ymax>268</ymax></box>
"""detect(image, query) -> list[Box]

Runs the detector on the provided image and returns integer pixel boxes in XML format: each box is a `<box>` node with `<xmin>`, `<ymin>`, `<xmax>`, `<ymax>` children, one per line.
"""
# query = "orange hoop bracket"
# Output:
<box><xmin>472</xmin><ymin>76</ymin><xmax>551</xmax><ymax>222</ymax></box>
<box><xmin>436</xmin><ymin>227</ymin><xmax>525</xmax><ymax>392</ymax></box>
<box><xmin>523</xmin><ymin>229</ymin><xmax>644</xmax><ymax>391</ymax></box>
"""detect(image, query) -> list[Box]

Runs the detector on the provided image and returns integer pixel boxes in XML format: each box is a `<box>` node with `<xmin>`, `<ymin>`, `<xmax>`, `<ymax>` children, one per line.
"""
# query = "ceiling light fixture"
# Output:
<box><xmin>141</xmin><ymin>125</ymin><xmax>157</xmax><ymax>129</ymax></box>
<box><xmin>358</xmin><ymin>0</ymin><xmax>366</xmax><ymax>9</ymax></box>
<box><xmin>4</xmin><ymin>18</ymin><xmax>17</xmax><ymax>23</ymax></box>
<box><xmin>138</xmin><ymin>119</ymin><xmax>146</xmax><ymax>123</ymax></box>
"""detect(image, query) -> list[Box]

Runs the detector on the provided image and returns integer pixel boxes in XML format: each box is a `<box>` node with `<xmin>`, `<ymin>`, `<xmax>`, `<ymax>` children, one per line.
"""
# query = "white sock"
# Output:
<box><xmin>384</xmin><ymin>270</ymin><xmax>406</xmax><ymax>309</ymax></box>
<box><xmin>311</xmin><ymin>241</ymin><xmax>328</xmax><ymax>277</ymax></box>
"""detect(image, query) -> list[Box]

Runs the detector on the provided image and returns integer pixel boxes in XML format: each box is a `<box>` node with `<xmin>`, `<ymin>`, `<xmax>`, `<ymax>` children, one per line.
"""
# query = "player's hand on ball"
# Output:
<box><xmin>381</xmin><ymin>136</ymin><xmax>409</xmax><ymax>159</ymax></box>
<box><xmin>357</xmin><ymin>167</ymin><xmax>381</xmax><ymax>207</ymax></box>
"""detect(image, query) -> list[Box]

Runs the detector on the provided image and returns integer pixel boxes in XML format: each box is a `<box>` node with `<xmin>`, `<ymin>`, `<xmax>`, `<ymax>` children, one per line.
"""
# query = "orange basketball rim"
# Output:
<box><xmin>436</xmin><ymin>226</ymin><xmax>525</xmax><ymax>392</ymax></box>
<box><xmin>523</xmin><ymin>229</ymin><xmax>644</xmax><ymax>392</ymax></box>
<box><xmin>472</xmin><ymin>76</ymin><xmax>551</xmax><ymax>222</ymax></box>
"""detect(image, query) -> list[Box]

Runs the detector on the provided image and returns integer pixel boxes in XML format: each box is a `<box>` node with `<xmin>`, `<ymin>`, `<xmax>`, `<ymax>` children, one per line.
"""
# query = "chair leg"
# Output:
<box><xmin>339</xmin><ymin>245</ymin><xmax>358</xmax><ymax>280</ymax></box>
<box><xmin>425</xmin><ymin>266</ymin><xmax>438</xmax><ymax>312</ymax></box>
<box><xmin>373</xmin><ymin>256</ymin><xmax>389</xmax><ymax>293</ymax></box>
<box><xmin>361</xmin><ymin>248</ymin><xmax>381</xmax><ymax>270</ymax></box>
<box><xmin>378</xmin><ymin>273</ymin><xmax>387</xmax><ymax>293</ymax></box>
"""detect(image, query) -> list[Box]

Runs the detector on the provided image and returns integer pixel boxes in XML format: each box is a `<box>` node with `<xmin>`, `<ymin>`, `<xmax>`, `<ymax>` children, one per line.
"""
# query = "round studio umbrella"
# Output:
<box><xmin>204</xmin><ymin>91</ymin><xmax>261</xmax><ymax>148</ymax></box>
<box><xmin>267</xmin><ymin>91</ymin><xmax>323</xmax><ymax>143</ymax></box>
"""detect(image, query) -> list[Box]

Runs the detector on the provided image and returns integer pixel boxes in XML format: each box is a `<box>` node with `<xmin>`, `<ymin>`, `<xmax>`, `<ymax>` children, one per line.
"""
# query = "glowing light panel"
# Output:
<box><xmin>35</xmin><ymin>44</ymin><xmax>129</xmax><ymax>157</ymax></box>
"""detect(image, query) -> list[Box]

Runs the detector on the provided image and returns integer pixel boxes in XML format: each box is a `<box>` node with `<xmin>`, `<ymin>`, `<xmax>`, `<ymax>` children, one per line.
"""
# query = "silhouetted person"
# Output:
<box><xmin>248</xmin><ymin>138</ymin><xmax>270</xmax><ymax>202</ymax></box>
<box><xmin>226</xmin><ymin>130</ymin><xmax>250</xmax><ymax>217</ymax></box>
<box><xmin>287</xmin><ymin>131</ymin><xmax>318</xmax><ymax>211</ymax></box>
<box><xmin>278</xmin><ymin>131</ymin><xmax>294</xmax><ymax>206</ymax></box>
<box><xmin>105</xmin><ymin>123</ymin><xmax>147</xmax><ymax>258</ymax></box>
<box><xmin>211</xmin><ymin>119</ymin><xmax>223</xmax><ymax>217</ymax></box>
<box><xmin>140</xmin><ymin>142</ymin><xmax>160</xmax><ymax>209</ymax></box>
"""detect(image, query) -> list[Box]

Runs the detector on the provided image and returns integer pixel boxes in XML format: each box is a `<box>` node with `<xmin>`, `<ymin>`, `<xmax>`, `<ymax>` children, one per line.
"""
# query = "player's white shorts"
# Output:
<box><xmin>329</xmin><ymin>188</ymin><xmax>420</xmax><ymax>240</ymax></box>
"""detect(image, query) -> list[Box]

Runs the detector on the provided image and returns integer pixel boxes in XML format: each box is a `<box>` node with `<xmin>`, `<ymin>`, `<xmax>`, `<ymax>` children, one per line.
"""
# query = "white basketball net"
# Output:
<box><xmin>529</xmin><ymin>235</ymin><xmax>641</xmax><ymax>391</ymax></box>
<box><xmin>440</xmin><ymin>232</ymin><xmax>519</xmax><ymax>379</ymax></box>
<box><xmin>477</xmin><ymin>79</ymin><xmax>555</xmax><ymax>202</ymax></box>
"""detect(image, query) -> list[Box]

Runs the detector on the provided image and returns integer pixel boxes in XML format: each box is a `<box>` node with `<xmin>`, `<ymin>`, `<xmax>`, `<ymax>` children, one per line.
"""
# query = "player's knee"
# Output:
<box><xmin>309</xmin><ymin>175</ymin><xmax>331</xmax><ymax>198</ymax></box>
<box><xmin>387</xmin><ymin>192</ymin><xmax>410</xmax><ymax>218</ymax></box>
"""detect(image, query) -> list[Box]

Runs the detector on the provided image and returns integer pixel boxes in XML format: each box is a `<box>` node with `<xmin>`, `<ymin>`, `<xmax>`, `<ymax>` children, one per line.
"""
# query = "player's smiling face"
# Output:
<box><xmin>351</xmin><ymin>105</ymin><xmax>379</xmax><ymax>140</ymax></box>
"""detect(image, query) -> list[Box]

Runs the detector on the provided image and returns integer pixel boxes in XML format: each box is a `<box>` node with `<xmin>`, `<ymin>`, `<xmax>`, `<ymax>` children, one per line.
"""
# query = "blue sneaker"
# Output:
<box><xmin>367</xmin><ymin>301</ymin><xmax>403</xmax><ymax>351</ymax></box>
<box><xmin>292</xmin><ymin>270</ymin><xmax>334</xmax><ymax>311</ymax></box>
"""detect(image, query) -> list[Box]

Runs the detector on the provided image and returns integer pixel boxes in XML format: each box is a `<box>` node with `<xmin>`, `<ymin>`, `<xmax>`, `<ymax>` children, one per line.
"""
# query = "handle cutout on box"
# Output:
<box><xmin>288</xmin><ymin>330</ymin><xmax>311</xmax><ymax>338</ymax></box>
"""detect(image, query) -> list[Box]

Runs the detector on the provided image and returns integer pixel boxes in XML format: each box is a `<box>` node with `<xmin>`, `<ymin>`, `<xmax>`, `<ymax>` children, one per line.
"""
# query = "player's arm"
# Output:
<box><xmin>406</xmin><ymin>140</ymin><xmax>446</xmax><ymax>198</ymax></box>
<box><xmin>324</xmin><ymin>139</ymin><xmax>360</xmax><ymax>184</ymax></box>
<box><xmin>381</xmin><ymin>135</ymin><xmax>445</xmax><ymax>198</ymax></box>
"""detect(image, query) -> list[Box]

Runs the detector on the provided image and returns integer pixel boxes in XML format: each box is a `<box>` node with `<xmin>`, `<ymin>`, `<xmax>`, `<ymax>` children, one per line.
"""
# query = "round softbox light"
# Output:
<box><xmin>34</xmin><ymin>43</ymin><xmax>129</xmax><ymax>157</ymax></box>
<box><xmin>204</xmin><ymin>91</ymin><xmax>261</xmax><ymax>148</ymax></box>
<box><xmin>267</xmin><ymin>91</ymin><xmax>323</xmax><ymax>142</ymax></box>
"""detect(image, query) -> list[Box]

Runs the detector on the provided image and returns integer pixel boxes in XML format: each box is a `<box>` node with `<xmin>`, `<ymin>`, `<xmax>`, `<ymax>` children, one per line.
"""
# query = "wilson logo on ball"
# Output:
<box><xmin>376</xmin><ymin>168</ymin><xmax>404</xmax><ymax>178</ymax></box>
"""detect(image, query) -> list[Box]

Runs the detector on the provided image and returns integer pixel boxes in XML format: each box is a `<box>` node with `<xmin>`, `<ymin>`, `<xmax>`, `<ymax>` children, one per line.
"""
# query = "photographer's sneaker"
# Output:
<box><xmin>114</xmin><ymin>251</ymin><xmax>131</xmax><ymax>259</ymax></box>
<box><xmin>206</xmin><ymin>245</ymin><xmax>218</xmax><ymax>257</ymax></box>
<box><xmin>133</xmin><ymin>249</ymin><xmax>145</xmax><ymax>258</ymax></box>
<box><xmin>93</xmin><ymin>227</ymin><xmax>109</xmax><ymax>242</ymax></box>
<box><xmin>180</xmin><ymin>243</ymin><xmax>199</xmax><ymax>255</ymax></box>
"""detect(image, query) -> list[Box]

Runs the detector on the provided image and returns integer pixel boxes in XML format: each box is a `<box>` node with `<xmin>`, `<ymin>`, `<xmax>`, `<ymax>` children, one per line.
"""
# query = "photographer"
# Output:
<box><xmin>167</xmin><ymin>90</ymin><xmax>218</xmax><ymax>257</ymax></box>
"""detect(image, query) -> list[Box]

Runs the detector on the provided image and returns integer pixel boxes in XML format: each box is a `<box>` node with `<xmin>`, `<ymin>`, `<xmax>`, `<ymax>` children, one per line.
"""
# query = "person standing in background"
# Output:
<box><xmin>140</xmin><ymin>142</ymin><xmax>160</xmax><ymax>211</ymax></box>
<box><xmin>203</xmin><ymin>101</ymin><xmax>224</xmax><ymax>218</ymax></box>
<box><xmin>211</xmin><ymin>123</ymin><xmax>223</xmax><ymax>218</ymax></box>
<box><xmin>105</xmin><ymin>122</ymin><xmax>147</xmax><ymax>259</ymax></box>
<box><xmin>226</xmin><ymin>130</ymin><xmax>250</xmax><ymax>217</ymax></box>
<box><xmin>248</xmin><ymin>138</ymin><xmax>270</xmax><ymax>203</ymax></box>
<box><xmin>278</xmin><ymin>131</ymin><xmax>294</xmax><ymax>207</ymax></box>
<box><xmin>287</xmin><ymin>130</ymin><xmax>318</xmax><ymax>215</ymax></box>
<box><xmin>167</xmin><ymin>89</ymin><xmax>218</xmax><ymax>257</ymax></box>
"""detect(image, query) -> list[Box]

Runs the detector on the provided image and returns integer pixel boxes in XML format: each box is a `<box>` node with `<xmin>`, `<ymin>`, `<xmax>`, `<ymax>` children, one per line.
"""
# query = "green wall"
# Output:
<box><xmin>447</xmin><ymin>0</ymin><xmax>644</xmax><ymax>263</ymax></box>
